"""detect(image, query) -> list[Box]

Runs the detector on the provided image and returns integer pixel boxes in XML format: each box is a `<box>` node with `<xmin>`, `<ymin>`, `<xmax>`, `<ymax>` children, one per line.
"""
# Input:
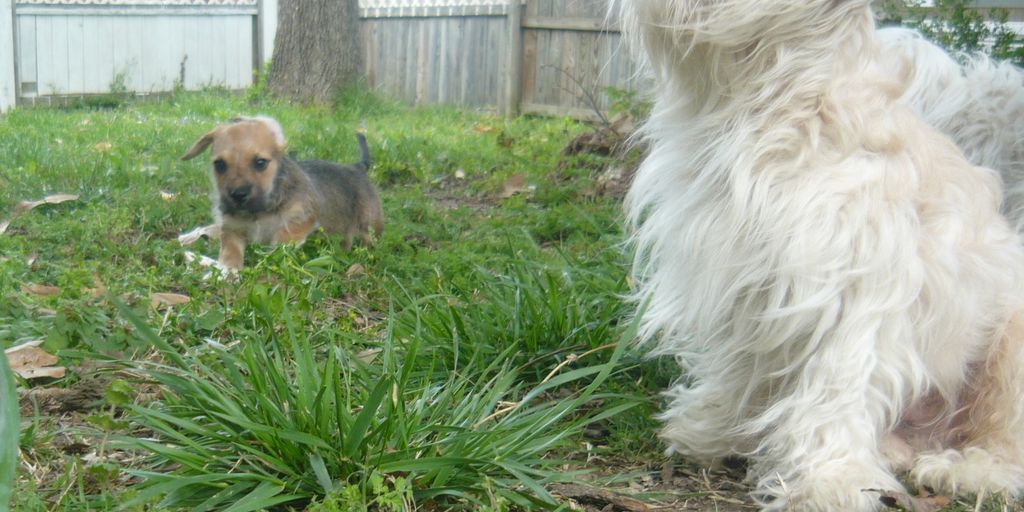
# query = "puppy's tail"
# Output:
<box><xmin>355</xmin><ymin>130</ymin><xmax>372</xmax><ymax>172</ymax></box>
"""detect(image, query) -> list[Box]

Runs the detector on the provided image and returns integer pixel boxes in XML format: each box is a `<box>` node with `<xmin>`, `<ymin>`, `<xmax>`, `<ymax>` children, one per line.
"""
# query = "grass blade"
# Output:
<box><xmin>221</xmin><ymin>482</ymin><xmax>299</xmax><ymax>512</ymax></box>
<box><xmin>309</xmin><ymin>453</ymin><xmax>335</xmax><ymax>494</ymax></box>
<box><xmin>343</xmin><ymin>376</ymin><xmax>390</xmax><ymax>457</ymax></box>
<box><xmin>0</xmin><ymin>351</ymin><xmax>17</xmax><ymax>512</ymax></box>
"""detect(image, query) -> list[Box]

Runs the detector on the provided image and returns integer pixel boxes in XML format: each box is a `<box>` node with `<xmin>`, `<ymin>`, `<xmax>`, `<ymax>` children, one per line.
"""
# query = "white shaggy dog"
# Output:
<box><xmin>620</xmin><ymin>1</ymin><xmax>1024</xmax><ymax>510</ymax></box>
<box><xmin>878</xmin><ymin>27</ymin><xmax>1024</xmax><ymax>230</ymax></box>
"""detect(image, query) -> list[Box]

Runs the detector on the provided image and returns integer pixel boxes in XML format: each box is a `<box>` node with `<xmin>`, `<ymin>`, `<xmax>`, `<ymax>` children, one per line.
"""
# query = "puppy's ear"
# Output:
<box><xmin>180</xmin><ymin>127</ymin><xmax>220</xmax><ymax>160</ymax></box>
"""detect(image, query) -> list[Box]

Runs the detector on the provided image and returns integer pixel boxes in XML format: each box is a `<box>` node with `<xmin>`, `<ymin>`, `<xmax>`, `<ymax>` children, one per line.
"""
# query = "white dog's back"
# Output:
<box><xmin>878</xmin><ymin>26</ymin><xmax>1024</xmax><ymax>228</ymax></box>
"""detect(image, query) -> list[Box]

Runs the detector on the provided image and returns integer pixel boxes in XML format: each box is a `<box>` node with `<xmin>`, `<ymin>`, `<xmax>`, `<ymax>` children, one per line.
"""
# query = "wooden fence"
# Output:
<box><xmin>361</xmin><ymin>0</ymin><xmax>642</xmax><ymax>118</ymax></box>
<box><xmin>2</xmin><ymin>0</ymin><xmax>1022</xmax><ymax>115</ymax></box>
<box><xmin>361</xmin><ymin>0</ymin><xmax>1024</xmax><ymax>117</ymax></box>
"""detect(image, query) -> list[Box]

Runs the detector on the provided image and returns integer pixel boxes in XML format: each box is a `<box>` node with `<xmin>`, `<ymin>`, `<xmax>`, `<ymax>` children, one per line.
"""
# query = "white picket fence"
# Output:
<box><xmin>0</xmin><ymin>0</ymin><xmax>278</xmax><ymax>110</ymax></box>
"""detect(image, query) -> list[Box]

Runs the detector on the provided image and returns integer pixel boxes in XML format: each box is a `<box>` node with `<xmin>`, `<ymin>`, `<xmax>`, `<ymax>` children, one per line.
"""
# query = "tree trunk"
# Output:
<box><xmin>268</xmin><ymin>0</ymin><xmax>363</xmax><ymax>104</ymax></box>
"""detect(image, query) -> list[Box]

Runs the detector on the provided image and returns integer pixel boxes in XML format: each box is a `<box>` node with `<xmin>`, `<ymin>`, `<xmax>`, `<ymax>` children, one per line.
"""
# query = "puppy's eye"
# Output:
<box><xmin>253</xmin><ymin>158</ymin><xmax>269</xmax><ymax>171</ymax></box>
<box><xmin>213</xmin><ymin>159</ymin><xmax>227</xmax><ymax>174</ymax></box>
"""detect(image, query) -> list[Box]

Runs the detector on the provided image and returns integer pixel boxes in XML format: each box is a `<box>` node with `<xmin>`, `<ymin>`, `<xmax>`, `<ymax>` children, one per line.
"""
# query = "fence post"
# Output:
<box><xmin>0</xmin><ymin>0</ymin><xmax>16</xmax><ymax>112</ymax></box>
<box><xmin>504</xmin><ymin>0</ymin><xmax>522</xmax><ymax>116</ymax></box>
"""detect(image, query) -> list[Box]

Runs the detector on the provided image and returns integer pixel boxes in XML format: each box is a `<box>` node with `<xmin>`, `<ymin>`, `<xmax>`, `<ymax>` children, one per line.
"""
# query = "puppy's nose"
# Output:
<box><xmin>228</xmin><ymin>186</ymin><xmax>252</xmax><ymax>204</ymax></box>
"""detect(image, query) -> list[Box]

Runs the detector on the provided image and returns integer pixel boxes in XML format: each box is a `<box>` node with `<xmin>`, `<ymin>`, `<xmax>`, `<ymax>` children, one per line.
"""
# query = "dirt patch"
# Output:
<box><xmin>561</xmin><ymin>458</ymin><xmax>1024</xmax><ymax>512</ymax></box>
<box><xmin>16</xmin><ymin>366</ymin><xmax>153</xmax><ymax>507</ymax></box>
<box><xmin>554</xmin><ymin>113</ymin><xmax>641</xmax><ymax>200</ymax></box>
<box><xmin>423</xmin><ymin>172</ymin><xmax>501</xmax><ymax>212</ymax></box>
<box><xmin>323</xmin><ymin>294</ymin><xmax>386</xmax><ymax>332</ymax></box>
<box><xmin>18</xmin><ymin>371</ymin><xmax>107</xmax><ymax>417</ymax></box>
<box><xmin>556</xmin><ymin>459</ymin><xmax>756</xmax><ymax>511</ymax></box>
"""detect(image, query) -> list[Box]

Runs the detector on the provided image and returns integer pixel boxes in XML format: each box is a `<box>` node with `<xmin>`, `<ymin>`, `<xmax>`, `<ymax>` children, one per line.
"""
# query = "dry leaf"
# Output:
<box><xmin>26</xmin><ymin>252</ymin><xmax>38</xmax><ymax>268</ymax></box>
<box><xmin>499</xmin><ymin>173</ymin><xmax>528</xmax><ymax>199</ymax></box>
<box><xmin>5</xmin><ymin>340</ymin><xmax>67</xmax><ymax>380</ymax></box>
<box><xmin>22</xmin><ymin>283</ymin><xmax>60</xmax><ymax>296</ymax></box>
<box><xmin>11</xmin><ymin>365</ymin><xmax>65</xmax><ymax>380</ymax></box>
<box><xmin>472</xmin><ymin>124</ymin><xmax>496</xmax><ymax>133</ymax></box>
<box><xmin>178</xmin><ymin>224</ymin><xmax>221</xmax><ymax>246</ymax></box>
<box><xmin>93</xmin><ymin>141</ymin><xmax>112</xmax><ymax>151</ymax></box>
<box><xmin>355</xmin><ymin>348</ymin><xmax>382</xmax><ymax>365</ymax></box>
<box><xmin>609</xmin><ymin>112</ymin><xmax>635</xmax><ymax>136</ymax></box>
<box><xmin>550</xmin><ymin>484</ymin><xmax>651</xmax><ymax>512</ymax></box>
<box><xmin>346</xmin><ymin>263</ymin><xmax>366</xmax><ymax>277</ymax></box>
<box><xmin>15</xmin><ymin>193</ymin><xmax>79</xmax><ymax>214</ymax></box>
<box><xmin>160</xmin><ymin>191</ymin><xmax>177</xmax><ymax>202</ymax></box>
<box><xmin>873</xmin><ymin>489</ymin><xmax>949</xmax><ymax>512</ymax></box>
<box><xmin>3</xmin><ymin>194</ymin><xmax>78</xmax><ymax>236</ymax></box>
<box><xmin>454</xmin><ymin>169</ymin><xmax>466</xmax><ymax>180</ymax></box>
<box><xmin>151</xmin><ymin>292</ymin><xmax>191</xmax><ymax>308</ymax></box>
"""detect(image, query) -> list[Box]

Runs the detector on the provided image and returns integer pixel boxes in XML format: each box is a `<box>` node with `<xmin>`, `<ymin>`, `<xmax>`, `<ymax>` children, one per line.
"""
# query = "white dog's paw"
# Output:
<box><xmin>879</xmin><ymin>433</ymin><xmax>916</xmax><ymax>473</ymax></box>
<box><xmin>753</xmin><ymin>465</ymin><xmax>899</xmax><ymax>512</ymax></box>
<box><xmin>912</xmin><ymin>447</ymin><xmax>1024</xmax><ymax>496</ymax></box>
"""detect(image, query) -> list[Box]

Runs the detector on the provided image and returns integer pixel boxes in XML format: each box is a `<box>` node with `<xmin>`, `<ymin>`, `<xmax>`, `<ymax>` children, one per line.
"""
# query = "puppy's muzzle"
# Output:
<box><xmin>221</xmin><ymin>185</ymin><xmax>264</xmax><ymax>214</ymax></box>
<box><xmin>228</xmin><ymin>185</ymin><xmax>252</xmax><ymax>205</ymax></box>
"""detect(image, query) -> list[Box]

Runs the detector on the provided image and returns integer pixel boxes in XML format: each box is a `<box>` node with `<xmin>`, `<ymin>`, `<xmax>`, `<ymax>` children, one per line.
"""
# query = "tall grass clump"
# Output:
<box><xmin>389</xmin><ymin>254</ymin><xmax>629</xmax><ymax>382</ymax></box>
<box><xmin>115</xmin><ymin>273</ymin><xmax>637</xmax><ymax>511</ymax></box>
<box><xmin>0</xmin><ymin>351</ymin><xmax>17</xmax><ymax>512</ymax></box>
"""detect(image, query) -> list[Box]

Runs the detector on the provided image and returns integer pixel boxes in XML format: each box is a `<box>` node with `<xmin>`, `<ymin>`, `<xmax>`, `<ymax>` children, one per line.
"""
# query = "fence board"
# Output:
<box><xmin>17</xmin><ymin>16</ymin><xmax>36</xmax><ymax>92</ymax></box>
<box><xmin>66</xmin><ymin>17</ymin><xmax>84</xmax><ymax>93</ymax></box>
<box><xmin>81</xmin><ymin>17</ymin><xmax>107</xmax><ymax>92</ymax></box>
<box><xmin>0</xmin><ymin>0</ymin><xmax>14</xmax><ymax>111</ymax></box>
<box><xmin>363</xmin><ymin>13</ymin><xmax>508</xmax><ymax>108</ymax></box>
<box><xmin>34</xmin><ymin>16</ymin><xmax>55</xmax><ymax>94</ymax></box>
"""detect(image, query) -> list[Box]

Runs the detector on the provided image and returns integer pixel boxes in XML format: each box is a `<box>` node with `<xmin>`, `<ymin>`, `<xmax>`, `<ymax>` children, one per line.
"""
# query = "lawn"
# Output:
<box><xmin>4</xmin><ymin>89</ymin><xmax>1023</xmax><ymax>512</ymax></box>
<box><xmin>0</xmin><ymin>89</ymin><xmax>687</xmax><ymax>511</ymax></box>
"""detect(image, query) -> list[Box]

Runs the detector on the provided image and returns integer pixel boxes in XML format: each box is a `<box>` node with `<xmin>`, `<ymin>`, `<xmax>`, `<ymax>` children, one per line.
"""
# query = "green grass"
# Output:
<box><xmin>112</xmin><ymin>293</ymin><xmax>636</xmax><ymax>511</ymax></box>
<box><xmin>0</xmin><ymin>339</ymin><xmax>16</xmax><ymax>512</ymax></box>
<box><xmin>0</xmin><ymin>89</ymin><xmax>666</xmax><ymax>510</ymax></box>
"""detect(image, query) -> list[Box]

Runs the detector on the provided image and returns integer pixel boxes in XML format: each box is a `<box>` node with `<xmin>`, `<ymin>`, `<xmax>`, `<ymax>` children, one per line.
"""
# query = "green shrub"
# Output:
<box><xmin>880</xmin><ymin>0</ymin><xmax>1024</xmax><ymax>66</ymax></box>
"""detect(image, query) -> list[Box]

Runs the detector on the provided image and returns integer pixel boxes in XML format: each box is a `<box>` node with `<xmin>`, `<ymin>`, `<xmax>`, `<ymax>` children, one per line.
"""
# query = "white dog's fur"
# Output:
<box><xmin>878</xmin><ymin>27</ymin><xmax>1024</xmax><ymax>230</ymax></box>
<box><xmin>620</xmin><ymin>1</ymin><xmax>1024</xmax><ymax>510</ymax></box>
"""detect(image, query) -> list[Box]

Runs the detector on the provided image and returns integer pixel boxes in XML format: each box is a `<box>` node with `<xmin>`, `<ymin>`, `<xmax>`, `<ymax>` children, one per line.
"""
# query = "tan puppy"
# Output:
<box><xmin>181</xmin><ymin>116</ymin><xmax>383</xmax><ymax>270</ymax></box>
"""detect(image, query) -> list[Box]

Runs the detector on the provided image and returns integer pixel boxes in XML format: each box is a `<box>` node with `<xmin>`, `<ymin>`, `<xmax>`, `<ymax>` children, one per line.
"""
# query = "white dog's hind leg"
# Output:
<box><xmin>913</xmin><ymin>312</ymin><xmax>1024</xmax><ymax>497</ymax></box>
